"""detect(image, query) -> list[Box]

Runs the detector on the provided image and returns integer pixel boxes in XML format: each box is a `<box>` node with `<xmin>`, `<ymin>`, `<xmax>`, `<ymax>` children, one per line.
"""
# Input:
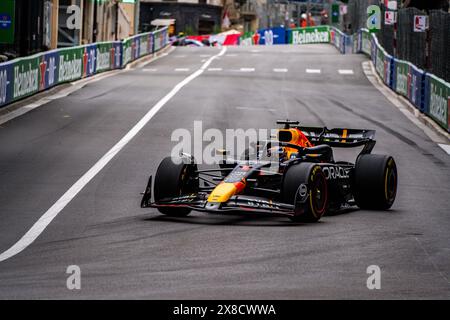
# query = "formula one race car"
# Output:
<box><xmin>141</xmin><ymin>120</ymin><xmax>398</xmax><ymax>222</ymax></box>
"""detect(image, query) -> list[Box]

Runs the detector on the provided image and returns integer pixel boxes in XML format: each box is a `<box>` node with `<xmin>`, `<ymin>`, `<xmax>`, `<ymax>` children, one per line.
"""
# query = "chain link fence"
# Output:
<box><xmin>378</xmin><ymin>3</ymin><xmax>396</xmax><ymax>55</ymax></box>
<box><xmin>397</xmin><ymin>7</ymin><xmax>427</xmax><ymax>69</ymax></box>
<box><xmin>346</xmin><ymin>0</ymin><xmax>378</xmax><ymax>33</ymax></box>
<box><xmin>346</xmin><ymin>0</ymin><xmax>450</xmax><ymax>82</ymax></box>
<box><xmin>429</xmin><ymin>9</ymin><xmax>450</xmax><ymax>81</ymax></box>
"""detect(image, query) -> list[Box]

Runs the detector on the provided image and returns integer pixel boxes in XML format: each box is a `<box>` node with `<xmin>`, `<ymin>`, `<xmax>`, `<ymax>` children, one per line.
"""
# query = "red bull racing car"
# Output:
<box><xmin>141</xmin><ymin>120</ymin><xmax>398</xmax><ymax>222</ymax></box>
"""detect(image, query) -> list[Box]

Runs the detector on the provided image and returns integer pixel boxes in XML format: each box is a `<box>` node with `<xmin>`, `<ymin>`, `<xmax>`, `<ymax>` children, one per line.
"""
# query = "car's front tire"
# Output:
<box><xmin>154</xmin><ymin>156</ymin><xmax>198</xmax><ymax>216</ymax></box>
<box><xmin>283</xmin><ymin>163</ymin><xmax>328</xmax><ymax>222</ymax></box>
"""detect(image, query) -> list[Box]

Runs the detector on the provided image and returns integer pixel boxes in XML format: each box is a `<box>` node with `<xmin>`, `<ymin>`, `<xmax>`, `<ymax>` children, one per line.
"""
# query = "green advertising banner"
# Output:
<box><xmin>240</xmin><ymin>32</ymin><xmax>254</xmax><ymax>46</ymax></box>
<box><xmin>13</xmin><ymin>56</ymin><xmax>40</xmax><ymax>100</ymax></box>
<box><xmin>428</xmin><ymin>75</ymin><xmax>449</xmax><ymax>131</ymax></box>
<box><xmin>289</xmin><ymin>26</ymin><xmax>330</xmax><ymax>45</ymax></box>
<box><xmin>58</xmin><ymin>47</ymin><xmax>84</xmax><ymax>83</ymax></box>
<box><xmin>395</xmin><ymin>60</ymin><xmax>409</xmax><ymax>97</ymax></box>
<box><xmin>0</xmin><ymin>0</ymin><xmax>15</xmax><ymax>44</ymax></box>
<box><xmin>375</xmin><ymin>46</ymin><xmax>385</xmax><ymax>82</ymax></box>
<box><xmin>12</xmin><ymin>56</ymin><xmax>40</xmax><ymax>100</ymax></box>
<box><xmin>139</xmin><ymin>33</ymin><xmax>150</xmax><ymax>57</ymax></box>
<box><xmin>361</xmin><ymin>30</ymin><xmax>372</xmax><ymax>55</ymax></box>
<box><xmin>122</xmin><ymin>38</ymin><xmax>132</xmax><ymax>66</ymax></box>
<box><xmin>96</xmin><ymin>42</ymin><xmax>113</xmax><ymax>73</ymax></box>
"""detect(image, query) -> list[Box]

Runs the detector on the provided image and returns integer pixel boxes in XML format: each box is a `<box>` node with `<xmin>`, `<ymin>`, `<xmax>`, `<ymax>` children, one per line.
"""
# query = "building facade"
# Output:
<box><xmin>139</xmin><ymin>0</ymin><xmax>223</xmax><ymax>35</ymax></box>
<box><xmin>223</xmin><ymin>0</ymin><xmax>262</xmax><ymax>33</ymax></box>
<box><xmin>0</xmin><ymin>0</ymin><xmax>136</xmax><ymax>60</ymax></box>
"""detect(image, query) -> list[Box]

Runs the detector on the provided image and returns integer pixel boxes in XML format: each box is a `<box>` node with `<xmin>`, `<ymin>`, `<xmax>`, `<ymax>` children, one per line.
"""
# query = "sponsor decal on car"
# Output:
<box><xmin>246</xmin><ymin>199</ymin><xmax>280</xmax><ymax>210</ymax></box>
<box><xmin>322</xmin><ymin>166</ymin><xmax>350</xmax><ymax>180</ymax></box>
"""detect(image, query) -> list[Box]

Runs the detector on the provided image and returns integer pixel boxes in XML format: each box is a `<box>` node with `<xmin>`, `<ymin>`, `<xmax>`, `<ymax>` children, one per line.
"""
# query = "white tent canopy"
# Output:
<box><xmin>150</xmin><ymin>19</ymin><xmax>176</xmax><ymax>27</ymax></box>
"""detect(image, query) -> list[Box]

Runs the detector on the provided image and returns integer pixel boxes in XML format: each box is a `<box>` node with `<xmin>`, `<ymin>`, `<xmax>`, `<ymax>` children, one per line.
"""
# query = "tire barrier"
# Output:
<box><xmin>355</xmin><ymin>28</ymin><xmax>449</xmax><ymax>133</ymax></box>
<box><xmin>0</xmin><ymin>27</ymin><xmax>169</xmax><ymax>109</ymax></box>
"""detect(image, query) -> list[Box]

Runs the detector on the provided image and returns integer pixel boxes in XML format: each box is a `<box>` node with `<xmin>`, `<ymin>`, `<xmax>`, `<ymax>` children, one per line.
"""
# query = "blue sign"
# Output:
<box><xmin>258</xmin><ymin>27</ymin><xmax>286</xmax><ymax>45</ymax></box>
<box><xmin>0</xmin><ymin>61</ymin><xmax>13</xmax><ymax>107</ymax></box>
<box><xmin>0</xmin><ymin>13</ymin><xmax>12</xmax><ymax>29</ymax></box>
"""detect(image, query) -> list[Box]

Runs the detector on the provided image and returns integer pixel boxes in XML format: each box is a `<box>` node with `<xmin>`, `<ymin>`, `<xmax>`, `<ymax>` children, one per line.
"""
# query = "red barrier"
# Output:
<box><xmin>186</xmin><ymin>34</ymin><xmax>240</xmax><ymax>46</ymax></box>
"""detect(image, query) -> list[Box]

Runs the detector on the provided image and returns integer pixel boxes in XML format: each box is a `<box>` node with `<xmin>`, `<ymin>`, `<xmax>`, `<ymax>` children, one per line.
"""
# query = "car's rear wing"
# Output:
<box><xmin>298</xmin><ymin>126</ymin><xmax>376</xmax><ymax>153</ymax></box>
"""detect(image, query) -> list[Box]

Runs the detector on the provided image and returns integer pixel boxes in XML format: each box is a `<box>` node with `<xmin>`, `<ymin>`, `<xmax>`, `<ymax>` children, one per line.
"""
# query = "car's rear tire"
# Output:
<box><xmin>154</xmin><ymin>156</ymin><xmax>198</xmax><ymax>216</ymax></box>
<box><xmin>283</xmin><ymin>163</ymin><xmax>328</xmax><ymax>222</ymax></box>
<box><xmin>353</xmin><ymin>154</ymin><xmax>397</xmax><ymax>210</ymax></box>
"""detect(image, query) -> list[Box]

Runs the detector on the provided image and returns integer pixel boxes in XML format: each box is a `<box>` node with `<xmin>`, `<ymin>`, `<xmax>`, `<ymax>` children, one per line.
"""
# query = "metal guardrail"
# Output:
<box><xmin>0</xmin><ymin>27</ymin><xmax>169</xmax><ymax>108</ymax></box>
<box><xmin>237</xmin><ymin>24</ymin><xmax>449</xmax><ymax>133</ymax></box>
<box><xmin>355</xmin><ymin>28</ymin><xmax>450</xmax><ymax>133</ymax></box>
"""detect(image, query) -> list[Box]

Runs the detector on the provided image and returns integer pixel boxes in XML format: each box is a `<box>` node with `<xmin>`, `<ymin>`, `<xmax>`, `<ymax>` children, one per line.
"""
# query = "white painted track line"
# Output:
<box><xmin>236</xmin><ymin>106</ymin><xmax>277</xmax><ymax>112</ymax></box>
<box><xmin>438</xmin><ymin>144</ymin><xmax>450</xmax><ymax>155</ymax></box>
<box><xmin>175</xmin><ymin>68</ymin><xmax>190</xmax><ymax>72</ymax></box>
<box><xmin>143</xmin><ymin>68</ymin><xmax>157</xmax><ymax>72</ymax></box>
<box><xmin>240</xmin><ymin>68</ymin><xmax>255</xmax><ymax>72</ymax></box>
<box><xmin>306</xmin><ymin>69</ymin><xmax>321</xmax><ymax>74</ymax></box>
<box><xmin>273</xmin><ymin>68</ymin><xmax>288</xmax><ymax>73</ymax></box>
<box><xmin>207</xmin><ymin>68</ymin><xmax>223</xmax><ymax>71</ymax></box>
<box><xmin>339</xmin><ymin>69</ymin><xmax>354</xmax><ymax>75</ymax></box>
<box><xmin>0</xmin><ymin>47</ymin><xmax>228</xmax><ymax>263</ymax></box>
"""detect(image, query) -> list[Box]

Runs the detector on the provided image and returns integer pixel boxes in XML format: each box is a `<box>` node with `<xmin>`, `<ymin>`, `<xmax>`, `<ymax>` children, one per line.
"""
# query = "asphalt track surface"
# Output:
<box><xmin>0</xmin><ymin>45</ymin><xmax>449</xmax><ymax>299</ymax></box>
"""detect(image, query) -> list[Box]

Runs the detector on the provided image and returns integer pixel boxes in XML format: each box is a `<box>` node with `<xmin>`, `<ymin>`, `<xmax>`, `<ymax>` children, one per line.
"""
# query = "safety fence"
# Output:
<box><xmin>354</xmin><ymin>28</ymin><xmax>450</xmax><ymax>133</ymax></box>
<box><xmin>236</xmin><ymin>25</ymin><xmax>355</xmax><ymax>53</ymax></box>
<box><xmin>234</xmin><ymin>24</ymin><xmax>449</xmax><ymax>133</ymax></box>
<box><xmin>0</xmin><ymin>27</ymin><xmax>169</xmax><ymax>109</ymax></box>
<box><xmin>347</xmin><ymin>0</ymin><xmax>450</xmax><ymax>82</ymax></box>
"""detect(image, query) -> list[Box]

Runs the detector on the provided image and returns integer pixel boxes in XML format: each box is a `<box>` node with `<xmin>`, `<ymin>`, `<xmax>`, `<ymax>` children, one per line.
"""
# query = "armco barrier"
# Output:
<box><xmin>394</xmin><ymin>59</ymin><xmax>409</xmax><ymax>97</ymax></box>
<box><xmin>0</xmin><ymin>61</ymin><xmax>13</xmax><ymax>106</ymax></box>
<box><xmin>331</xmin><ymin>27</ymin><xmax>343</xmax><ymax>52</ymax></box>
<box><xmin>240</xmin><ymin>32</ymin><xmax>254</xmax><ymax>46</ymax></box>
<box><xmin>40</xmin><ymin>50</ymin><xmax>60</xmax><ymax>90</ymax></box>
<box><xmin>11</xmin><ymin>54</ymin><xmax>40</xmax><ymax>101</ymax></box>
<box><xmin>237</xmin><ymin>25</ymin><xmax>346</xmax><ymax>52</ymax></box>
<box><xmin>0</xmin><ymin>27</ymin><xmax>169</xmax><ymax>109</ymax></box>
<box><xmin>57</xmin><ymin>46</ymin><xmax>84</xmax><ymax>84</ymax></box>
<box><xmin>330</xmin><ymin>27</ymin><xmax>354</xmax><ymax>54</ymax></box>
<box><xmin>257</xmin><ymin>27</ymin><xmax>287</xmax><ymax>45</ymax></box>
<box><xmin>154</xmin><ymin>28</ymin><xmax>168</xmax><ymax>52</ymax></box>
<box><xmin>356</xmin><ymin>27</ymin><xmax>450</xmax><ymax>133</ymax></box>
<box><xmin>385</xmin><ymin>54</ymin><xmax>394</xmax><ymax>89</ymax></box>
<box><xmin>425</xmin><ymin>74</ymin><xmax>450</xmax><ymax>132</ymax></box>
<box><xmin>408</xmin><ymin>63</ymin><xmax>425</xmax><ymax>112</ymax></box>
<box><xmin>288</xmin><ymin>26</ymin><xmax>330</xmax><ymax>45</ymax></box>
<box><xmin>360</xmin><ymin>29</ymin><xmax>372</xmax><ymax>55</ymax></box>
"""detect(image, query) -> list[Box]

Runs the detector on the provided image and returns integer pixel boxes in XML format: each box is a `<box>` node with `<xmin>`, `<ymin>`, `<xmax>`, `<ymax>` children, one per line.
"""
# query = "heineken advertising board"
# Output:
<box><xmin>13</xmin><ymin>56</ymin><xmax>40</xmax><ymax>100</ymax></box>
<box><xmin>240</xmin><ymin>33</ymin><xmax>253</xmax><ymax>46</ymax></box>
<box><xmin>0</xmin><ymin>0</ymin><xmax>15</xmax><ymax>44</ymax></box>
<box><xmin>58</xmin><ymin>47</ymin><xmax>84</xmax><ymax>83</ymax></box>
<box><xmin>395</xmin><ymin>60</ymin><xmax>409</xmax><ymax>97</ymax></box>
<box><xmin>96</xmin><ymin>43</ymin><xmax>113</xmax><ymax>73</ymax></box>
<box><xmin>426</xmin><ymin>75</ymin><xmax>449</xmax><ymax>131</ymax></box>
<box><xmin>288</xmin><ymin>26</ymin><xmax>330</xmax><ymax>45</ymax></box>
